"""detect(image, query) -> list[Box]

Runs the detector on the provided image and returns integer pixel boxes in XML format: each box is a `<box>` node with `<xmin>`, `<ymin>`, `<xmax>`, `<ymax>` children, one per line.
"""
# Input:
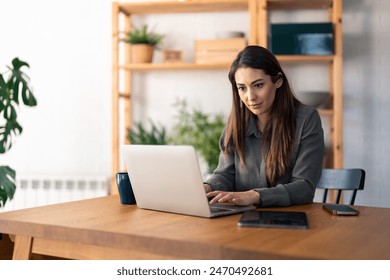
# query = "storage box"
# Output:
<box><xmin>195</xmin><ymin>37</ymin><xmax>246</xmax><ymax>64</ymax></box>
<box><xmin>270</xmin><ymin>23</ymin><xmax>334</xmax><ymax>55</ymax></box>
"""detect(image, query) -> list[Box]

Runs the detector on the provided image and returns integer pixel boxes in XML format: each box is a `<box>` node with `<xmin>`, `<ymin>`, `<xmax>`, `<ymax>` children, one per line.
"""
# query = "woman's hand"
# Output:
<box><xmin>206</xmin><ymin>190</ymin><xmax>260</xmax><ymax>206</ymax></box>
<box><xmin>203</xmin><ymin>184</ymin><xmax>212</xmax><ymax>193</ymax></box>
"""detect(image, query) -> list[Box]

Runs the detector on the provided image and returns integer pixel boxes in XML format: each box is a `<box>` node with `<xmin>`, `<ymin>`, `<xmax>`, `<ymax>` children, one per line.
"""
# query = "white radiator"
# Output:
<box><xmin>0</xmin><ymin>176</ymin><xmax>110</xmax><ymax>212</ymax></box>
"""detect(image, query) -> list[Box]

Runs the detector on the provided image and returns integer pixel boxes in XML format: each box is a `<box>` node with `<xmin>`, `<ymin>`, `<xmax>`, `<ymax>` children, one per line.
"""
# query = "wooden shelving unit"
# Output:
<box><xmin>111</xmin><ymin>0</ymin><xmax>343</xmax><ymax>193</ymax></box>
<box><xmin>257</xmin><ymin>0</ymin><xmax>343</xmax><ymax>170</ymax></box>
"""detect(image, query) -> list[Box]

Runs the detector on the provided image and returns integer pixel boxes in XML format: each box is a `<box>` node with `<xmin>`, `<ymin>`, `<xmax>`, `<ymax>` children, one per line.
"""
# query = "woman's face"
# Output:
<box><xmin>235</xmin><ymin>67</ymin><xmax>282</xmax><ymax>122</ymax></box>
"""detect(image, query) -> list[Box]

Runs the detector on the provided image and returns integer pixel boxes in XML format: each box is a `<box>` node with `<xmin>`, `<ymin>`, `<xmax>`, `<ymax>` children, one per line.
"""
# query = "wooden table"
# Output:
<box><xmin>0</xmin><ymin>195</ymin><xmax>389</xmax><ymax>260</ymax></box>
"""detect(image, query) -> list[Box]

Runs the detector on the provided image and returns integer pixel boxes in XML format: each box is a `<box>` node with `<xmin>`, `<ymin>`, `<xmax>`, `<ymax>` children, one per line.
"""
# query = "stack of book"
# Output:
<box><xmin>194</xmin><ymin>37</ymin><xmax>247</xmax><ymax>64</ymax></box>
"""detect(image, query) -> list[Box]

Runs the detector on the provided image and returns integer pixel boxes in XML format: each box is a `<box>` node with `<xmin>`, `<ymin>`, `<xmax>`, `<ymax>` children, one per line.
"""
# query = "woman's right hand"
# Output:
<box><xmin>207</xmin><ymin>190</ymin><xmax>260</xmax><ymax>206</ymax></box>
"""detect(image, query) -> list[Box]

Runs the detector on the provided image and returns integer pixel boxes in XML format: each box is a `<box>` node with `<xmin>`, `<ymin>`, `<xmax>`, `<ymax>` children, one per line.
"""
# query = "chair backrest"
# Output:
<box><xmin>316</xmin><ymin>168</ymin><xmax>366</xmax><ymax>205</ymax></box>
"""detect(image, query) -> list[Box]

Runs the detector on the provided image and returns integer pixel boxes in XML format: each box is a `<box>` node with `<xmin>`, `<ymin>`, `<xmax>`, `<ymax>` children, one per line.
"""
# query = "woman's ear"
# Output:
<box><xmin>275</xmin><ymin>72</ymin><xmax>283</xmax><ymax>88</ymax></box>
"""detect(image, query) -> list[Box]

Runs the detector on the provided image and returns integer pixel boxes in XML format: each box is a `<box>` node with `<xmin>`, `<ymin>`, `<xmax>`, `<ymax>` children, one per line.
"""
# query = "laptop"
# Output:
<box><xmin>120</xmin><ymin>144</ymin><xmax>256</xmax><ymax>218</ymax></box>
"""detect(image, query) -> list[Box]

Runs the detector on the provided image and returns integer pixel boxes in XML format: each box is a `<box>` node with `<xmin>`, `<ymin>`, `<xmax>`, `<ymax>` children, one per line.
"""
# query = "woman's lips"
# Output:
<box><xmin>248</xmin><ymin>102</ymin><xmax>261</xmax><ymax>108</ymax></box>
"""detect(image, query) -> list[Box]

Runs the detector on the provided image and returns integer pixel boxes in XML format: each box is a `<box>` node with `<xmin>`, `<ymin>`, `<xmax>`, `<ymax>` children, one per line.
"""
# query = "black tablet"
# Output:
<box><xmin>237</xmin><ymin>210</ymin><xmax>309</xmax><ymax>229</ymax></box>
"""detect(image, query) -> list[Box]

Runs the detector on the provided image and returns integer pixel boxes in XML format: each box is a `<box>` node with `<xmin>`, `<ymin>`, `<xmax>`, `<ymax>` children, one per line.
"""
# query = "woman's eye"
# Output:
<box><xmin>237</xmin><ymin>86</ymin><xmax>245</xmax><ymax>91</ymax></box>
<box><xmin>254</xmin><ymin>83</ymin><xmax>264</xmax><ymax>88</ymax></box>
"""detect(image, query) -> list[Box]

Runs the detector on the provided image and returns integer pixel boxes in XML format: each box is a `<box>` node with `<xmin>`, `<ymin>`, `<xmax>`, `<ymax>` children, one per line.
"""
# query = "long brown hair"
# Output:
<box><xmin>225</xmin><ymin>45</ymin><xmax>301</xmax><ymax>186</ymax></box>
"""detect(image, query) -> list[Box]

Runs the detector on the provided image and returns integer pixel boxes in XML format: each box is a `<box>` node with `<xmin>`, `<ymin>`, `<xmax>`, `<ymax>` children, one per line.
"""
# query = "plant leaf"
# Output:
<box><xmin>3</xmin><ymin>102</ymin><xmax>17</xmax><ymax>121</ymax></box>
<box><xmin>11</xmin><ymin>57</ymin><xmax>29</xmax><ymax>70</ymax></box>
<box><xmin>0</xmin><ymin>165</ymin><xmax>16</xmax><ymax>207</ymax></box>
<box><xmin>0</xmin><ymin>120</ymin><xmax>23</xmax><ymax>154</ymax></box>
<box><xmin>0</xmin><ymin>74</ymin><xmax>6</xmax><ymax>96</ymax></box>
<box><xmin>0</xmin><ymin>75</ymin><xmax>7</xmax><ymax>114</ymax></box>
<box><xmin>21</xmin><ymin>81</ymin><xmax>37</xmax><ymax>106</ymax></box>
<box><xmin>171</xmin><ymin>99</ymin><xmax>225</xmax><ymax>171</ymax></box>
<box><xmin>7</xmin><ymin>58</ymin><xmax>37</xmax><ymax>107</ymax></box>
<box><xmin>127</xmin><ymin>120</ymin><xmax>168</xmax><ymax>145</ymax></box>
<box><xmin>124</xmin><ymin>24</ymin><xmax>163</xmax><ymax>46</ymax></box>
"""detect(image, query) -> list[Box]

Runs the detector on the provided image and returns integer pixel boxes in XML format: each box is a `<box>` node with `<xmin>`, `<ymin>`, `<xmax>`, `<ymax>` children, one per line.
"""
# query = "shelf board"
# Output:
<box><xmin>119</xmin><ymin>55</ymin><xmax>333</xmax><ymax>71</ymax></box>
<box><xmin>267</xmin><ymin>0</ymin><xmax>333</xmax><ymax>10</ymax></box>
<box><xmin>120</xmin><ymin>62</ymin><xmax>231</xmax><ymax>71</ymax></box>
<box><xmin>117</xmin><ymin>0</ymin><xmax>334</xmax><ymax>14</ymax></box>
<box><xmin>318</xmin><ymin>109</ymin><xmax>333</xmax><ymax>116</ymax></box>
<box><xmin>118</xmin><ymin>0</ymin><xmax>248</xmax><ymax>15</ymax></box>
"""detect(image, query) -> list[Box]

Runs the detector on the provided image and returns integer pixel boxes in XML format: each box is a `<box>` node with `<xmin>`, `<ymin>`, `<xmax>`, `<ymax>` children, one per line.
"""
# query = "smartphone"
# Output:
<box><xmin>323</xmin><ymin>204</ymin><xmax>359</xmax><ymax>216</ymax></box>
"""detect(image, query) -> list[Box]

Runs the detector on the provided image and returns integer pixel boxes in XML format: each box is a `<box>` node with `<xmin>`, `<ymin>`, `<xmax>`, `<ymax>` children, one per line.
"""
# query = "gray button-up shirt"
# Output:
<box><xmin>205</xmin><ymin>105</ymin><xmax>325</xmax><ymax>207</ymax></box>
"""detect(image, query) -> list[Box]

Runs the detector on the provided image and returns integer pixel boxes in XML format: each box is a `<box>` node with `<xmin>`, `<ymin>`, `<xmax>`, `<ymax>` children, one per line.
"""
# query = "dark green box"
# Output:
<box><xmin>270</xmin><ymin>22</ymin><xmax>334</xmax><ymax>55</ymax></box>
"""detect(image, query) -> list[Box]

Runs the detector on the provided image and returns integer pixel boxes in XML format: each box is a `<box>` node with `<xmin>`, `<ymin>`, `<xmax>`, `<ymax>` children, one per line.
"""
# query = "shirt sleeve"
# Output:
<box><xmin>255</xmin><ymin>108</ymin><xmax>325</xmax><ymax>207</ymax></box>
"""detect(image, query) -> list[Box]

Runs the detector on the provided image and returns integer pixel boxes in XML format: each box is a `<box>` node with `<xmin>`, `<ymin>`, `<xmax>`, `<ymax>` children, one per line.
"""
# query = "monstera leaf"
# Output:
<box><xmin>7</xmin><ymin>58</ymin><xmax>37</xmax><ymax>106</ymax></box>
<box><xmin>0</xmin><ymin>58</ymin><xmax>37</xmax><ymax>207</ymax></box>
<box><xmin>0</xmin><ymin>166</ymin><xmax>16</xmax><ymax>207</ymax></box>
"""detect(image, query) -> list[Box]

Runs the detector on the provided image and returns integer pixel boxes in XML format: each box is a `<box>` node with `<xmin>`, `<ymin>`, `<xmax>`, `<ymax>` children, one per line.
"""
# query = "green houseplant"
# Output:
<box><xmin>127</xmin><ymin>119</ymin><xmax>168</xmax><ymax>145</ymax></box>
<box><xmin>171</xmin><ymin>100</ymin><xmax>225</xmax><ymax>173</ymax></box>
<box><xmin>0</xmin><ymin>58</ymin><xmax>37</xmax><ymax>208</ymax></box>
<box><xmin>123</xmin><ymin>24</ymin><xmax>163</xmax><ymax>63</ymax></box>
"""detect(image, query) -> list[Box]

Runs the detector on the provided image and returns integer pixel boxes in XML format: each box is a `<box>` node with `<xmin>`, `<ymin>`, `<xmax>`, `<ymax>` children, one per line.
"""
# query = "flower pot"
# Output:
<box><xmin>131</xmin><ymin>44</ymin><xmax>154</xmax><ymax>63</ymax></box>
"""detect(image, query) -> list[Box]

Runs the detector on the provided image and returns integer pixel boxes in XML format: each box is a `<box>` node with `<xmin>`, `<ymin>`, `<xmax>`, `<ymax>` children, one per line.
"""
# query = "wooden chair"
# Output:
<box><xmin>316</xmin><ymin>168</ymin><xmax>366</xmax><ymax>205</ymax></box>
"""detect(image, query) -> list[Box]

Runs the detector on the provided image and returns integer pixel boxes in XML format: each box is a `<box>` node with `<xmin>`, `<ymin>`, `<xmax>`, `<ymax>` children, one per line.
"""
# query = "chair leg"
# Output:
<box><xmin>350</xmin><ymin>190</ymin><xmax>357</xmax><ymax>205</ymax></box>
<box><xmin>322</xmin><ymin>189</ymin><xmax>328</xmax><ymax>203</ymax></box>
<box><xmin>336</xmin><ymin>190</ymin><xmax>342</xmax><ymax>204</ymax></box>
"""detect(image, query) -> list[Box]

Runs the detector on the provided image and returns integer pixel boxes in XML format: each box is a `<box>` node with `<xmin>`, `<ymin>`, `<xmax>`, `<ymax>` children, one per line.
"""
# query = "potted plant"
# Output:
<box><xmin>127</xmin><ymin>119</ymin><xmax>168</xmax><ymax>145</ymax></box>
<box><xmin>170</xmin><ymin>99</ymin><xmax>225</xmax><ymax>173</ymax></box>
<box><xmin>0</xmin><ymin>58</ymin><xmax>37</xmax><ymax>208</ymax></box>
<box><xmin>122</xmin><ymin>24</ymin><xmax>163</xmax><ymax>63</ymax></box>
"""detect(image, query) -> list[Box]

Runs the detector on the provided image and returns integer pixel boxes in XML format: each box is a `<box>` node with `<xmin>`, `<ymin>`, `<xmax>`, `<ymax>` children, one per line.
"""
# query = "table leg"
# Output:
<box><xmin>13</xmin><ymin>235</ymin><xmax>33</xmax><ymax>260</ymax></box>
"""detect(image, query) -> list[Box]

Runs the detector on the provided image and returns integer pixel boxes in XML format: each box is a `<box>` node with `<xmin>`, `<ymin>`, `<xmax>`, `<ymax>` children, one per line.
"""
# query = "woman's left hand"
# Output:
<box><xmin>207</xmin><ymin>190</ymin><xmax>260</xmax><ymax>206</ymax></box>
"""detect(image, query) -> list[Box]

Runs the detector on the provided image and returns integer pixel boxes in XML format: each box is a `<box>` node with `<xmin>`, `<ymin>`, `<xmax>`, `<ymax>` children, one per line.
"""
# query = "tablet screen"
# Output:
<box><xmin>238</xmin><ymin>210</ymin><xmax>309</xmax><ymax>229</ymax></box>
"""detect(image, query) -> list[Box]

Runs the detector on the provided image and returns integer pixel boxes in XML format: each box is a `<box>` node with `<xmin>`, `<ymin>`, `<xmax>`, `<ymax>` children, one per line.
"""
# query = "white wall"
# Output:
<box><xmin>1</xmin><ymin>0</ymin><xmax>389</xmax><ymax>207</ymax></box>
<box><xmin>1</xmin><ymin>0</ymin><xmax>112</xmax><ymax>178</ymax></box>
<box><xmin>342</xmin><ymin>0</ymin><xmax>390</xmax><ymax>207</ymax></box>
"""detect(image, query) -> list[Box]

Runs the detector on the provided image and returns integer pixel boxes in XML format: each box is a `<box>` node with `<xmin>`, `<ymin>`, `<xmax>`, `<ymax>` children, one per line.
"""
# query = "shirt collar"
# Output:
<box><xmin>246</xmin><ymin>115</ymin><xmax>261</xmax><ymax>138</ymax></box>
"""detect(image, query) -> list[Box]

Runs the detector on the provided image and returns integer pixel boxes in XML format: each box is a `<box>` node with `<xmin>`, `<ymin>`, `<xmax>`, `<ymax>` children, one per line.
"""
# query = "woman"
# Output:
<box><xmin>204</xmin><ymin>45</ymin><xmax>324</xmax><ymax>207</ymax></box>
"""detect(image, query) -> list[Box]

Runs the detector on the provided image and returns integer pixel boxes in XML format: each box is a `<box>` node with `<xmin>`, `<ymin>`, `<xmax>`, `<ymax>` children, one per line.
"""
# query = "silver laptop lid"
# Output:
<box><xmin>120</xmin><ymin>145</ymin><xmax>212</xmax><ymax>217</ymax></box>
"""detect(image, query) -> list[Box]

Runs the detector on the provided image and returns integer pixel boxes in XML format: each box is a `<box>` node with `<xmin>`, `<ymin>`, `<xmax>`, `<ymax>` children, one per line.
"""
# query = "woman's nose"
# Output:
<box><xmin>247</xmin><ymin>89</ymin><xmax>256</xmax><ymax>101</ymax></box>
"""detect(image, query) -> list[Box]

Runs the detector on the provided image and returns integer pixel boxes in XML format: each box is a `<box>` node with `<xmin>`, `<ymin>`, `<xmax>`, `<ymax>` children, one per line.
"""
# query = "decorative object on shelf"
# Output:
<box><xmin>170</xmin><ymin>99</ymin><xmax>225</xmax><ymax>173</ymax></box>
<box><xmin>216</xmin><ymin>31</ymin><xmax>245</xmax><ymax>39</ymax></box>
<box><xmin>0</xmin><ymin>58</ymin><xmax>37</xmax><ymax>208</ymax></box>
<box><xmin>127</xmin><ymin>120</ymin><xmax>168</xmax><ymax>145</ymax></box>
<box><xmin>122</xmin><ymin>24</ymin><xmax>164</xmax><ymax>63</ymax></box>
<box><xmin>162</xmin><ymin>49</ymin><xmax>183</xmax><ymax>63</ymax></box>
<box><xmin>296</xmin><ymin>91</ymin><xmax>329</xmax><ymax>108</ymax></box>
<box><xmin>271</xmin><ymin>22</ymin><xmax>334</xmax><ymax>55</ymax></box>
<box><xmin>194</xmin><ymin>37</ymin><xmax>246</xmax><ymax>64</ymax></box>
